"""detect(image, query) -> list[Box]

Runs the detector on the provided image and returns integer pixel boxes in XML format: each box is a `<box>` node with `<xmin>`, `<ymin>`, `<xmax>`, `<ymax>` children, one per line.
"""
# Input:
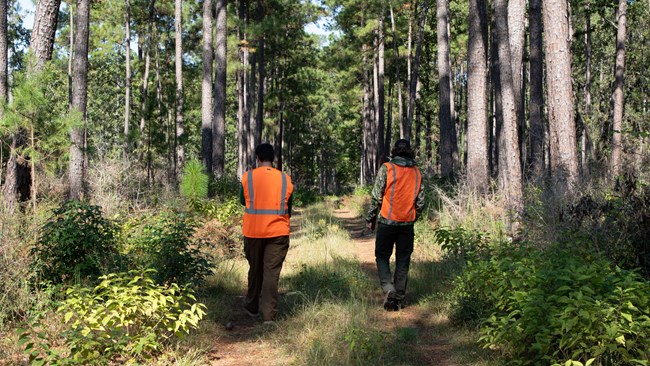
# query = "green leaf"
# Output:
<box><xmin>616</xmin><ymin>335</ymin><xmax>626</xmax><ymax>345</ymax></box>
<box><xmin>621</xmin><ymin>313</ymin><xmax>633</xmax><ymax>322</ymax></box>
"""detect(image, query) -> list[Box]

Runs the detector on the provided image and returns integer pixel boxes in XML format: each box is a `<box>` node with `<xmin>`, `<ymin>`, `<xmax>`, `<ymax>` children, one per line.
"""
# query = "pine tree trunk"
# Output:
<box><xmin>30</xmin><ymin>0</ymin><xmax>61</xmax><ymax>70</ymax></box>
<box><xmin>529</xmin><ymin>0</ymin><xmax>544</xmax><ymax>180</ymax></box>
<box><xmin>610</xmin><ymin>0</ymin><xmax>626</xmax><ymax>178</ymax></box>
<box><xmin>138</xmin><ymin>0</ymin><xmax>155</xmax><ymax>153</ymax></box>
<box><xmin>67</xmin><ymin>0</ymin><xmax>73</xmax><ymax>106</ymax></box>
<box><xmin>69</xmin><ymin>0</ymin><xmax>90</xmax><ymax>200</ymax></box>
<box><xmin>466</xmin><ymin>0</ymin><xmax>489</xmax><ymax>191</ymax></box>
<box><xmin>174</xmin><ymin>0</ymin><xmax>184</xmax><ymax>184</ymax></box>
<box><xmin>583</xmin><ymin>5</ymin><xmax>592</xmax><ymax>174</ymax></box>
<box><xmin>212</xmin><ymin>0</ymin><xmax>226</xmax><ymax>178</ymax></box>
<box><xmin>123</xmin><ymin>0</ymin><xmax>131</xmax><ymax>159</ymax></box>
<box><xmin>494</xmin><ymin>0</ymin><xmax>523</xmax><ymax>209</ymax></box>
<box><xmin>201</xmin><ymin>0</ymin><xmax>213</xmax><ymax>177</ymax></box>
<box><xmin>254</xmin><ymin>0</ymin><xmax>264</xmax><ymax>151</ymax></box>
<box><xmin>437</xmin><ymin>0</ymin><xmax>453</xmax><ymax>177</ymax></box>
<box><xmin>406</xmin><ymin>0</ymin><xmax>427</xmax><ymax>142</ymax></box>
<box><xmin>543</xmin><ymin>0</ymin><xmax>579</xmax><ymax>190</ymax></box>
<box><xmin>508</xmin><ymin>0</ymin><xmax>525</xmax><ymax>161</ymax></box>
<box><xmin>237</xmin><ymin>0</ymin><xmax>248</xmax><ymax>177</ymax></box>
<box><xmin>389</xmin><ymin>4</ymin><xmax>401</xmax><ymax>147</ymax></box>
<box><xmin>375</xmin><ymin>19</ymin><xmax>385</xmax><ymax>167</ymax></box>
<box><xmin>4</xmin><ymin>0</ymin><xmax>60</xmax><ymax>212</ymax></box>
<box><xmin>0</xmin><ymin>0</ymin><xmax>7</xmax><ymax>106</ymax></box>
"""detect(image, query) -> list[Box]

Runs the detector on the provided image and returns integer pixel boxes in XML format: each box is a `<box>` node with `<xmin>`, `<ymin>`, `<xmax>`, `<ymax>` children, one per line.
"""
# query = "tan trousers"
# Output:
<box><xmin>243</xmin><ymin>235</ymin><xmax>289</xmax><ymax>321</ymax></box>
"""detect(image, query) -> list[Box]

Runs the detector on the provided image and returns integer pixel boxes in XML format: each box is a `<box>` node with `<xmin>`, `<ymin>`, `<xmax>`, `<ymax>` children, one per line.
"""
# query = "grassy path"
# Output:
<box><xmin>199</xmin><ymin>199</ymin><xmax>496</xmax><ymax>366</ymax></box>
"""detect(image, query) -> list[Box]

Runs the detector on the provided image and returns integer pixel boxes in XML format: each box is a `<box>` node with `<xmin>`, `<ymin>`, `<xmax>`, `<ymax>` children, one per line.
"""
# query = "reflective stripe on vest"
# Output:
<box><xmin>381</xmin><ymin>163</ymin><xmax>422</xmax><ymax>222</ymax></box>
<box><xmin>245</xmin><ymin>169</ymin><xmax>289</xmax><ymax>215</ymax></box>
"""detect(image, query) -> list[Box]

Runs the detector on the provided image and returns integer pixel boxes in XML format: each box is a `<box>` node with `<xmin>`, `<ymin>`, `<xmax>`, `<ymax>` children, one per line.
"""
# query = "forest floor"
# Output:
<box><xmin>200</xmin><ymin>199</ymin><xmax>498</xmax><ymax>366</ymax></box>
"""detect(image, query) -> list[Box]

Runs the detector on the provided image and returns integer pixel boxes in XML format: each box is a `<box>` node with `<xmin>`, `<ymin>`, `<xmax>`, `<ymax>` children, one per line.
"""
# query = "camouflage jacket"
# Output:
<box><xmin>365</xmin><ymin>156</ymin><xmax>425</xmax><ymax>226</ymax></box>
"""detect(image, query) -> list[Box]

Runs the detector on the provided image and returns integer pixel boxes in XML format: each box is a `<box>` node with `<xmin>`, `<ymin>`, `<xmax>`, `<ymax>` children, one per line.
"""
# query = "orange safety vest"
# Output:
<box><xmin>242</xmin><ymin>167</ymin><xmax>293</xmax><ymax>238</ymax></box>
<box><xmin>380</xmin><ymin>162</ymin><xmax>422</xmax><ymax>222</ymax></box>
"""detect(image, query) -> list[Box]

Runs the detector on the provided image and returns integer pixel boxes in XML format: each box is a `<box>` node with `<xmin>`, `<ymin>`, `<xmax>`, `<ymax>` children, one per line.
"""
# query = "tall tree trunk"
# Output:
<box><xmin>389</xmin><ymin>4</ymin><xmax>402</xmax><ymax>147</ymax></box>
<box><xmin>202</xmin><ymin>0</ymin><xmax>213</xmax><ymax>177</ymax></box>
<box><xmin>406</xmin><ymin>0</ymin><xmax>428</xmax><ymax>141</ymax></box>
<box><xmin>29</xmin><ymin>0</ymin><xmax>61</xmax><ymax>70</ymax></box>
<box><xmin>508</xmin><ymin>0</ymin><xmax>525</xmax><ymax>163</ymax></box>
<box><xmin>610</xmin><ymin>0</ymin><xmax>626</xmax><ymax>178</ymax></box>
<box><xmin>375</xmin><ymin>19</ymin><xmax>385</xmax><ymax>167</ymax></box>
<box><xmin>213</xmin><ymin>0</ymin><xmax>226</xmax><ymax>178</ymax></box>
<box><xmin>139</xmin><ymin>0</ymin><xmax>155</xmax><ymax>153</ymax></box>
<box><xmin>437</xmin><ymin>0</ymin><xmax>453</xmax><ymax>177</ymax></box>
<box><xmin>67</xmin><ymin>0</ymin><xmax>73</xmax><ymax>106</ymax></box>
<box><xmin>69</xmin><ymin>0</ymin><xmax>90</xmax><ymax>200</ymax></box>
<box><xmin>0</xmin><ymin>0</ymin><xmax>7</xmax><ymax>106</ymax></box>
<box><xmin>404</xmin><ymin>3</ymin><xmax>412</xmax><ymax>138</ymax></box>
<box><xmin>237</xmin><ymin>0</ymin><xmax>248</xmax><ymax>177</ymax></box>
<box><xmin>123</xmin><ymin>0</ymin><xmax>131</xmax><ymax>159</ymax></box>
<box><xmin>466</xmin><ymin>0</ymin><xmax>489</xmax><ymax>191</ymax></box>
<box><xmin>4</xmin><ymin>0</ymin><xmax>60</xmax><ymax>212</ymax></box>
<box><xmin>494</xmin><ymin>0</ymin><xmax>523</xmax><ymax>209</ymax></box>
<box><xmin>543</xmin><ymin>0</ymin><xmax>579</xmax><ymax>190</ymax></box>
<box><xmin>254</xmin><ymin>0</ymin><xmax>264</xmax><ymax>151</ymax></box>
<box><xmin>174</xmin><ymin>0</ymin><xmax>184</xmax><ymax>183</ymax></box>
<box><xmin>529</xmin><ymin>0</ymin><xmax>544</xmax><ymax>180</ymax></box>
<box><xmin>583</xmin><ymin>4</ymin><xmax>592</xmax><ymax>175</ymax></box>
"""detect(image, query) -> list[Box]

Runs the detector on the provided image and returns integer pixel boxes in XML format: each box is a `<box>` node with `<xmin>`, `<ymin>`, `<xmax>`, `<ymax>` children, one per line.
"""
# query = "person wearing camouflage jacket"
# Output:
<box><xmin>366</xmin><ymin>139</ymin><xmax>425</xmax><ymax>311</ymax></box>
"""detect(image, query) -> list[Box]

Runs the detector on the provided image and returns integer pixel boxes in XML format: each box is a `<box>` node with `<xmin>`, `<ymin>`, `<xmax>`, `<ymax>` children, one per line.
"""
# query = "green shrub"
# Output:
<box><xmin>32</xmin><ymin>200</ymin><xmax>120</xmax><ymax>284</ymax></box>
<box><xmin>453</xmin><ymin>244</ymin><xmax>650</xmax><ymax>365</ymax></box>
<box><xmin>120</xmin><ymin>213</ymin><xmax>213</xmax><ymax>286</ymax></box>
<box><xmin>180</xmin><ymin>159</ymin><xmax>209</xmax><ymax>212</ymax></box>
<box><xmin>18</xmin><ymin>269</ymin><xmax>206</xmax><ymax>365</ymax></box>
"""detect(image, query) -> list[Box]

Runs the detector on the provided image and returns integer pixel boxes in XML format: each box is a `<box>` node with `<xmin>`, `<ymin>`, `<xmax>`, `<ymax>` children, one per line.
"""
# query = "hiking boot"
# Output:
<box><xmin>383</xmin><ymin>291</ymin><xmax>399</xmax><ymax>312</ymax></box>
<box><xmin>243</xmin><ymin>307</ymin><xmax>259</xmax><ymax>318</ymax></box>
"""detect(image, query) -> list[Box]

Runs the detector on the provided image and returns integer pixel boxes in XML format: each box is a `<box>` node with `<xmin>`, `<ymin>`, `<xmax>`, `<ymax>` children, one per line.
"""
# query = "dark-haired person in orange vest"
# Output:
<box><xmin>366</xmin><ymin>139</ymin><xmax>424</xmax><ymax>311</ymax></box>
<box><xmin>240</xmin><ymin>143</ymin><xmax>294</xmax><ymax>323</ymax></box>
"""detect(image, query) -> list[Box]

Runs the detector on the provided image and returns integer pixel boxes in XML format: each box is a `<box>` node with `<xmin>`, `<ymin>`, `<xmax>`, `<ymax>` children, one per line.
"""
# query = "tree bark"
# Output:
<box><xmin>212</xmin><ymin>0</ymin><xmax>226</xmax><ymax>178</ymax></box>
<box><xmin>437</xmin><ymin>0</ymin><xmax>453</xmax><ymax>178</ymax></box>
<box><xmin>466</xmin><ymin>0</ymin><xmax>489</xmax><ymax>191</ymax></box>
<box><xmin>543</xmin><ymin>0</ymin><xmax>579</xmax><ymax>190</ymax></box>
<box><xmin>529</xmin><ymin>0</ymin><xmax>544</xmax><ymax>180</ymax></box>
<box><xmin>583</xmin><ymin>4</ymin><xmax>592</xmax><ymax>175</ymax></box>
<box><xmin>202</xmin><ymin>0</ymin><xmax>213</xmax><ymax>177</ymax></box>
<box><xmin>254</xmin><ymin>0</ymin><xmax>264</xmax><ymax>151</ymax></box>
<box><xmin>508</xmin><ymin>0</ymin><xmax>525</xmax><ymax>161</ymax></box>
<box><xmin>389</xmin><ymin>4</ymin><xmax>402</xmax><ymax>148</ymax></box>
<box><xmin>29</xmin><ymin>0</ymin><xmax>61</xmax><ymax>70</ymax></box>
<box><xmin>0</xmin><ymin>0</ymin><xmax>7</xmax><ymax>107</ymax></box>
<box><xmin>4</xmin><ymin>0</ymin><xmax>60</xmax><ymax>212</ymax></box>
<box><xmin>69</xmin><ymin>0</ymin><xmax>90</xmax><ymax>200</ymax></box>
<box><xmin>494</xmin><ymin>0</ymin><xmax>523</xmax><ymax>209</ymax></box>
<box><xmin>610</xmin><ymin>0</ymin><xmax>626</xmax><ymax>178</ymax></box>
<box><xmin>138</xmin><ymin>0</ymin><xmax>155</xmax><ymax>153</ymax></box>
<box><xmin>237</xmin><ymin>0</ymin><xmax>248</xmax><ymax>177</ymax></box>
<box><xmin>124</xmin><ymin>0</ymin><xmax>131</xmax><ymax>159</ymax></box>
<box><xmin>406</xmin><ymin>0</ymin><xmax>427</xmax><ymax>142</ymax></box>
<box><xmin>374</xmin><ymin>18</ymin><xmax>385</xmax><ymax>167</ymax></box>
<box><xmin>174</xmin><ymin>0</ymin><xmax>184</xmax><ymax>184</ymax></box>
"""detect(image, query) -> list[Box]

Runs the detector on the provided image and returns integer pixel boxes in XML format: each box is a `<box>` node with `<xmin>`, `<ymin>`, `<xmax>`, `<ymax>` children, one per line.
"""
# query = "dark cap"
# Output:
<box><xmin>394</xmin><ymin>139</ymin><xmax>411</xmax><ymax>149</ymax></box>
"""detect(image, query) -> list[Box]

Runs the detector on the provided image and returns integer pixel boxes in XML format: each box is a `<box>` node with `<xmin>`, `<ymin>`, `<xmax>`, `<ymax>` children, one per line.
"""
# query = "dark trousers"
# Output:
<box><xmin>243</xmin><ymin>235</ymin><xmax>290</xmax><ymax>321</ymax></box>
<box><xmin>374</xmin><ymin>223</ymin><xmax>414</xmax><ymax>301</ymax></box>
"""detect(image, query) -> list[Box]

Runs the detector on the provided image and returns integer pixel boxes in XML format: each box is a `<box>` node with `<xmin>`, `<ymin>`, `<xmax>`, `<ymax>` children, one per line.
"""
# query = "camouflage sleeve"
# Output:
<box><xmin>415</xmin><ymin>176</ymin><xmax>425</xmax><ymax>220</ymax></box>
<box><xmin>365</xmin><ymin>164</ymin><xmax>387</xmax><ymax>223</ymax></box>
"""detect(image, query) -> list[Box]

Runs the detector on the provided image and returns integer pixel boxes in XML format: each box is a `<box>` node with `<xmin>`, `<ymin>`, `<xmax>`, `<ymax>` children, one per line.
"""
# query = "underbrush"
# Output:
<box><xmin>453</xmin><ymin>242</ymin><xmax>650</xmax><ymax>365</ymax></box>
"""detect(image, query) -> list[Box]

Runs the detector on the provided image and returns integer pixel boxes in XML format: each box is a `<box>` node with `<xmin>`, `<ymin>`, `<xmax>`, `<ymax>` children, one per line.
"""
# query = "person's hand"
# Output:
<box><xmin>366</xmin><ymin>220</ymin><xmax>376</xmax><ymax>231</ymax></box>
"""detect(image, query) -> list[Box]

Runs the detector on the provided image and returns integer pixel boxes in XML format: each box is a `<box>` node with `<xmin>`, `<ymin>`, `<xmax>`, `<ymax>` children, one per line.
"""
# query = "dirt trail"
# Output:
<box><xmin>332</xmin><ymin>208</ymin><xmax>457</xmax><ymax>366</ymax></box>
<box><xmin>208</xmin><ymin>206</ymin><xmax>457</xmax><ymax>365</ymax></box>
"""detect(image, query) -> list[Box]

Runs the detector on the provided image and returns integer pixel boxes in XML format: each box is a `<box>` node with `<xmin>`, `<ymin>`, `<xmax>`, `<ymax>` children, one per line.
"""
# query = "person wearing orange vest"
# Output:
<box><xmin>366</xmin><ymin>139</ymin><xmax>424</xmax><ymax>311</ymax></box>
<box><xmin>240</xmin><ymin>143</ymin><xmax>294</xmax><ymax>323</ymax></box>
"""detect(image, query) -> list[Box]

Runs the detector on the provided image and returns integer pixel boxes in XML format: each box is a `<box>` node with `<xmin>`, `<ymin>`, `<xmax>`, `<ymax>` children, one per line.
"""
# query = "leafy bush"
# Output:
<box><xmin>120</xmin><ymin>213</ymin><xmax>213</xmax><ymax>286</ymax></box>
<box><xmin>32</xmin><ymin>200</ymin><xmax>120</xmax><ymax>284</ymax></box>
<box><xmin>435</xmin><ymin>226</ymin><xmax>491</xmax><ymax>260</ymax></box>
<box><xmin>453</xmin><ymin>243</ymin><xmax>650</xmax><ymax>365</ymax></box>
<box><xmin>18</xmin><ymin>269</ymin><xmax>206</xmax><ymax>365</ymax></box>
<box><xmin>293</xmin><ymin>188</ymin><xmax>321</xmax><ymax>207</ymax></box>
